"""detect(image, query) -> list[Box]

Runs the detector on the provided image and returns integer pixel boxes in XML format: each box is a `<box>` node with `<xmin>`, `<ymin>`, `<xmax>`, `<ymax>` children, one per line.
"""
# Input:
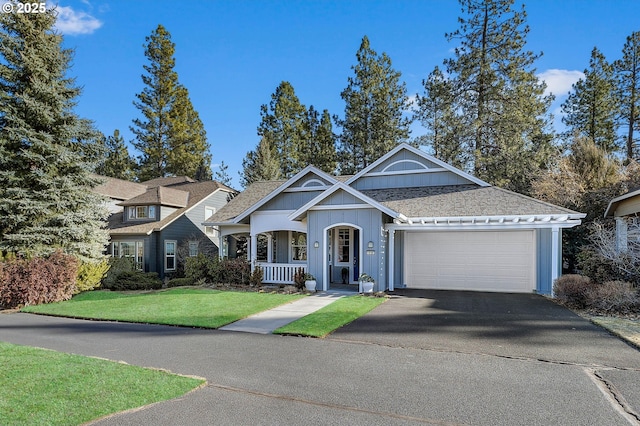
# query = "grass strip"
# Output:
<box><xmin>21</xmin><ymin>288</ymin><xmax>304</xmax><ymax>328</ymax></box>
<box><xmin>273</xmin><ymin>295</ymin><xmax>386</xmax><ymax>337</ymax></box>
<box><xmin>0</xmin><ymin>341</ymin><xmax>204</xmax><ymax>425</ymax></box>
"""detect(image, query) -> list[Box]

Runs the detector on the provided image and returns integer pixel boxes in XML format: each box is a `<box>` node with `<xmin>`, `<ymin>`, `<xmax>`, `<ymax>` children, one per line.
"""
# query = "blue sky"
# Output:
<box><xmin>42</xmin><ymin>0</ymin><xmax>640</xmax><ymax>187</ymax></box>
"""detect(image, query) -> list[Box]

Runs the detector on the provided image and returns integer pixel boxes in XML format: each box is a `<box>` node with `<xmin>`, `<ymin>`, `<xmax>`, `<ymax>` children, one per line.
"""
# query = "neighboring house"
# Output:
<box><xmin>205</xmin><ymin>143</ymin><xmax>585</xmax><ymax>295</ymax></box>
<box><xmin>94</xmin><ymin>175</ymin><xmax>236</xmax><ymax>278</ymax></box>
<box><xmin>604</xmin><ymin>188</ymin><xmax>640</xmax><ymax>253</ymax></box>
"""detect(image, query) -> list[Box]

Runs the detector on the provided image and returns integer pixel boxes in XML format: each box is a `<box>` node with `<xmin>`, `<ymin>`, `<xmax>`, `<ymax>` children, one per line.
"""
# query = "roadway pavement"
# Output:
<box><xmin>1</xmin><ymin>290</ymin><xmax>639</xmax><ymax>425</ymax></box>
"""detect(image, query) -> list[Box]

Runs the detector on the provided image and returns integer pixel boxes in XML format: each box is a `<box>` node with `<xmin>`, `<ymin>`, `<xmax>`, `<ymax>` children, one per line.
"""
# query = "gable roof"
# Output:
<box><xmin>231</xmin><ymin>165</ymin><xmax>339</xmax><ymax>224</ymax></box>
<box><xmin>108</xmin><ymin>180</ymin><xmax>227</xmax><ymax>235</ymax></box>
<box><xmin>206</xmin><ymin>180</ymin><xmax>286</xmax><ymax>224</ymax></box>
<box><xmin>119</xmin><ymin>185</ymin><xmax>190</xmax><ymax>208</ymax></box>
<box><xmin>604</xmin><ymin>188</ymin><xmax>640</xmax><ymax>217</ymax></box>
<box><xmin>92</xmin><ymin>175</ymin><xmax>148</xmax><ymax>201</ymax></box>
<box><xmin>346</xmin><ymin>143</ymin><xmax>490</xmax><ymax>187</ymax></box>
<box><xmin>142</xmin><ymin>176</ymin><xmax>196</xmax><ymax>188</ymax></box>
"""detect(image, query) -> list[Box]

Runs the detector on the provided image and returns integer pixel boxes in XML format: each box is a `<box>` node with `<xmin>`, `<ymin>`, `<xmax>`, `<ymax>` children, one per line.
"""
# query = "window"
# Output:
<box><xmin>165</xmin><ymin>241</ymin><xmax>177</xmax><ymax>271</ymax></box>
<box><xmin>338</xmin><ymin>229</ymin><xmax>350</xmax><ymax>263</ymax></box>
<box><xmin>290</xmin><ymin>231</ymin><xmax>307</xmax><ymax>262</ymax></box>
<box><xmin>111</xmin><ymin>241</ymin><xmax>144</xmax><ymax>270</ymax></box>
<box><xmin>188</xmin><ymin>241</ymin><xmax>199</xmax><ymax>257</ymax></box>
<box><xmin>204</xmin><ymin>206</ymin><xmax>219</xmax><ymax>237</ymax></box>
<box><xmin>128</xmin><ymin>205</ymin><xmax>155</xmax><ymax>220</ymax></box>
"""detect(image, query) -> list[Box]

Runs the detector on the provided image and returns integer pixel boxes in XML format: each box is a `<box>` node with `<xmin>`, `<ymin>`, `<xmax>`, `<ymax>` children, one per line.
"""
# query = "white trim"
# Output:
<box><xmin>551</xmin><ymin>227</ymin><xmax>560</xmax><ymax>296</ymax></box>
<box><xmin>345</xmin><ymin>143</ymin><xmax>490</xmax><ymax>187</ymax></box>
<box><xmin>322</xmin><ymin>223</ymin><xmax>364</xmax><ymax>291</ymax></box>
<box><xmin>364</xmin><ymin>168</ymin><xmax>448</xmax><ymax>177</ymax></box>
<box><xmin>164</xmin><ymin>240</ymin><xmax>177</xmax><ymax>272</ymax></box>
<box><xmin>233</xmin><ymin>165</ymin><xmax>339</xmax><ymax>224</ymax></box>
<box><xmin>310</xmin><ymin>204</ymin><xmax>371</xmax><ymax>211</ymax></box>
<box><xmin>301</xmin><ymin>178</ymin><xmax>328</xmax><ymax>187</ymax></box>
<box><xmin>289</xmin><ymin>182</ymin><xmax>402</xmax><ymax>221</ymax></box>
<box><xmin>604</xmin><ymin>188</ymin><xmax>640</xmax><ymax>217</ymax></box>
<box><xmin>284</xmin><ymin>185</ymin><xmax>331</xmax><ymax>193</ymax></box>
<box><xmin>381</xmin><ymin>159</ymin><xmax>429</xmax><ymax>172</ymax></box>
<box><xmin>388</xmin><ymin>229</ymin><xmax>395</xmax><ymax>292</ymax></box>
<box><xmin>387</xmin><ymin>213</ymin><xmax>584</xmax><ymax>230</ymax></box>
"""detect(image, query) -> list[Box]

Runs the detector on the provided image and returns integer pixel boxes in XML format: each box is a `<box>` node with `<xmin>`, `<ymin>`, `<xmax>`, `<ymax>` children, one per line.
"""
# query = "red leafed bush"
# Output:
<box><xmin>0</xmin><ymin>250</ymin><xmax>79</xmax><ymax>309</ymax></box>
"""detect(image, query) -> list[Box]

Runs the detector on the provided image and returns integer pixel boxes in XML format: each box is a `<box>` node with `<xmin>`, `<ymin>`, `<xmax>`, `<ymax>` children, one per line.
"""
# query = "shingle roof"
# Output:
<box><xmin>362</xmin><ymin>185</ymin><xmax>579</xmax><ymax>218</ymax></box>
<box><xmin>142</xmin><ymin>176</ymin><xmax>196</xmax><ymax>188</ymax></box>
<box><xmin>92</xmin><ymin>175</ymin><xmax>148</xmax><ymax>200</ymax></box>
<box><xmin>206</xmin><ymin>180</ymin><xmax>286</xmax><ymax>223</ymax></box>
<box><xmin>119</xmin><ymin>186</ymin><xmax>190</xmax><ymax>208</ymax></box>
<box><xmin>108</xmin><ymin>180</ymin><xmax>230</xmax><ymax>235</ymax></box>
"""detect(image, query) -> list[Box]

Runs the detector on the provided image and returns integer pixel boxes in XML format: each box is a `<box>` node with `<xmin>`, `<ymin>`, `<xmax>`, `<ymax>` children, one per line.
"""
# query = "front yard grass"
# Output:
<box><xmin>21</xmin><ymin>288</ymin><xmax>304</xmax><ymax>328</ymax></box>
<box><xmin>273</xmin><ymin>295</ymin><xmax>387</xmax><ymax>337</ymax></box>
<box><xmin>0</xmin><ymin>341</ymin><xmax>205</xmax><ymax>425</ymax></box>
<box><xmin>585</xmin><ymin>315</ymin><xmax>640</xmax><ymax>349</ymax></box>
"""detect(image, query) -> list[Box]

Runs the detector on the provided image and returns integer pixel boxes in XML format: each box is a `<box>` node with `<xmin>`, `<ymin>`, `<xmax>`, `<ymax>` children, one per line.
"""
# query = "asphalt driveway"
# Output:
<box><xmin>1</xmin><ymin>289</ymin><xmax>640</xmax><ymax>425</ymax></box>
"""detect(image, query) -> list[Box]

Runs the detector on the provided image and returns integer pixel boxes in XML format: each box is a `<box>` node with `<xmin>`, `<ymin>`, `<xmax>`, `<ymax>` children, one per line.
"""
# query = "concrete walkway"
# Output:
<box><xmin>219</xmin><ymin>291</ymin><xmax>347</xmax><ymax>334</ymax></box>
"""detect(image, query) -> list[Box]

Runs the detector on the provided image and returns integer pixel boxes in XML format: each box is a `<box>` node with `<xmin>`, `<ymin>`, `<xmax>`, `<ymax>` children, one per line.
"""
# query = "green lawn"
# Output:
<box><xmin>0</xmin><ymin>341</ymin><xmax>204</xmax><ymax>426</ymax></box>
<box><xmin>273</xmin><ymin>295</ymin><xmax>386</xmax><ymax>337</ymax></box>
<box><xmin>21</xmin><ymin>288</ymin><xmax>304</xmax><ymax>328</ymax></box>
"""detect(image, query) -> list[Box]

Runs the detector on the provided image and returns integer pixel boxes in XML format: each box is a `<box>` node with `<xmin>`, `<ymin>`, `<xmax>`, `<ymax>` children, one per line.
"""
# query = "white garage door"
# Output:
<box><xmin>404</xmin><ymin>231</ymin><xmax>535</xmax><ymax>293</ymax></box>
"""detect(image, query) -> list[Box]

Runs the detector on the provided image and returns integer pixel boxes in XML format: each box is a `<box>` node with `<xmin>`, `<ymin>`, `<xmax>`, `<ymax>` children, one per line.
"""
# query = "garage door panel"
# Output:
<box><xmin>405</xmin><ymin>231</ymin><xmax>535</xmax><ymax>293</ymax></box>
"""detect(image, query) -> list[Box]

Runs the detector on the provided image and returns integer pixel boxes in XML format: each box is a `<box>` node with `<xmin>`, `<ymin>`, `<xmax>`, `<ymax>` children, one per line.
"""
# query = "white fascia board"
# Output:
<box><xmin>603</xmin><ymin>188</ymin><xmax>640</xmax><ymax>217</ymax></box>
<box><xmin>288</xmin><ymin>182</ymin><xmax>402</xmax><ymax>221</ymax></box>
<box><xmin>345</xmin><ymin>143</ymin><xmax>490</xmax><ymax>187</ymax></box>
<box><xmin>233</xmin><ymin>165</ymin><xmax>338</xmax><ymax>224</ymax></box>
<box><xmin>386</xmin><ymin>214</ymin><xmax>584</xmax><ymax>231</ymax></box>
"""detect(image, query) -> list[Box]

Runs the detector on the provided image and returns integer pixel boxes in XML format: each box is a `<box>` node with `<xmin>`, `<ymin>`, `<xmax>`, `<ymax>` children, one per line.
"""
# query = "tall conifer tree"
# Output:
<box><xmin>96</xmin><ymin>129</ymin><xmax>137</xmax><ymax>181</ymax></box>
<box><xmin>338</xmin><ymin>36</ymin><xmax>410</xmax><ymax>174</ymax></box>
<box><xmin>0</xmin><ymin>4</ymin><xmax>108</xmax><ymax>260</ymax></box>
<box><xmin>615</xmin><ymin>32</ymin><xmax>640</xmax><ymax>160</ymax></box>
<box><xmin>240</xmin><ymin>136</ymin><xmax>281</xmax><ymax>187</ymax></box>
<box><xmin>440</xmin><ymin>0</ymin><xmax>554</xmax><ymax>193</ymax></box>
<box><xmin>562</xmin><ymin>47</ymin><xmax>619</xmax><ymax>154</ymax></box>
<box><xmin>131</xmin><ymin>25</ymin><xmax>210</xmax><ymax>181</ymax></box>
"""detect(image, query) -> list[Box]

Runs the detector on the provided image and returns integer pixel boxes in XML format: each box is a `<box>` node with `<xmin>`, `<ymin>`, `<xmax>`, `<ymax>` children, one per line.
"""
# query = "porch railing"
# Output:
<box><xmin>259</xmin><ymin>262</ymin><xmax>306</xmax><ymax>284</ymax></box>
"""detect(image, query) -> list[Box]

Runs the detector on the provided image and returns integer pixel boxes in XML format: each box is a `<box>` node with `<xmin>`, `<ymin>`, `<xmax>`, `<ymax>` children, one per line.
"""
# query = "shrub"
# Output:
<box><xmin>102</xmin><ymin>257</ymin><xmax>134</xmax><ymax>289</ymax></box>
<box><xmin>106</xmin><ymin>271</ymin><xmax>162</xmax><ymax>291</ymax></box>
<box><xmin>0</xmin><ymin>250</ymin><xmax>79</xmax><ymax>309</ymax></box>
<box><xmin>185</xmin><ymin>253</ymin><xmax>219</xmax><ymax>283</ymax></box>
<box><xmin>166</xmin><ymin>277</ymin><xmax>196</xmax><ymax>288</ymax></box>
<box><xmin>249</xmin><ymin>265</ymin><xmax>263</xmax><ymax>287</ymax></box>
<box><xmin>293</xmin><ymin>267</ymin><xmax>305</xmax><ymax>290</ymax></box>
<box><xmin>576</xmin><ymin>248</ymin><xmax>627</xmax><ymax>285</ymax></box>
<box><xmin>221</xmin><ymin>258</ymin><xmax>250</xmax><ymax>285</ymax></box>
<box><xmin>553</xmin><ymin>274</ymin><xmax>592</xmax><ymax>308</ymax></box>
<box><xmin>75</xmin><ymin>259</ymin><xmax>110</xmax><ymax>294</ymax></box>
<box><xmin>586</xmin><ymin>281</ymin><xmax>639</xmax><ymax>314</ymax></box>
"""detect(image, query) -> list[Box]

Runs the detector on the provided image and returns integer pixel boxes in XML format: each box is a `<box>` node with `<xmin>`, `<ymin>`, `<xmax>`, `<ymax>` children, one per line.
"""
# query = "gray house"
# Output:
<box><xmin>205</xmin><ymin>143</ymin><xmax>585</xmax><ymax>294</ymax></box>
<box><xmin>95</xmin><ymin>176</ymin><xmax>236</xmax><ymax>278</ymax></box>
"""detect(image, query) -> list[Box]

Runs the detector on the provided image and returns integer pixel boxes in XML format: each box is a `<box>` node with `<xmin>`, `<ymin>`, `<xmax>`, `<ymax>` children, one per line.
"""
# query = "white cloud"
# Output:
<box><xmin>538</xmin><ymin>69</ymin><xmax>584</xmax><ymax>97</ymax></box>
<box><xmin>53</xmin><ymin>5</ymin><xmax>102</xmax><ymax>35</ymax></box>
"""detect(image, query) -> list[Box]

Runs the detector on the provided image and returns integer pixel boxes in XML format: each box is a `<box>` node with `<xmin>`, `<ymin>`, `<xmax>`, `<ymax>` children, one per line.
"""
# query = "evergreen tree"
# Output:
<box><xmin>415</xmin><ymin>66</ymin><xmax>467</xmax><ymax>169</ymax></box>
<box><xmin>96</xmin><ymin>129</ymin><xmax>137</xmax><ymax>181</ymax></box>
<box><xmin>131</xmin><ymin>25</ymin><xmax>210</xmax><ymax>181</ymax></box>
<box><xmin>562</xmin><ymin>47</ymin><xmax>619</xmax><ymax>153</ymax></box>
<box><xmin>441</xmin><ymin>0</ymin><xmax>555</xmax><ymax>193</ymax></box>
<box><xmin>257</xmin><ymin>81</ymin><xmax>307</xmax><ymax>178</ymax></box>
<box><xmin>615</xmin><ymin>31</ymin><xmax>640</xmax><ymax>160</ymax></box>
<box><xmin>0</xmin><ymin>5</ymin><xmax>108</xmax><ymax>260</ymax></box>
<box><xmin>338</xmin><ymin>35</ymin><xmax>411</xmax><ymax>174</ymax></box>
<box><xmin>304</xmin><ymin>106</ymin><xmax>337</xmax><ymax>174</ymax></box>
<box><xmin>214</xmin><ymin>161</ymin><xmax>232</xmax><ymax>186</ymax></box>
<box><xmin>166</xmin><ymin>85</ymin><xmax>211</xmax><ymax>178</ymax></box>
<box><xmin>240</xmin><ymin>136</ymin><xmax>281</xmax><ymax>187</ymax></box>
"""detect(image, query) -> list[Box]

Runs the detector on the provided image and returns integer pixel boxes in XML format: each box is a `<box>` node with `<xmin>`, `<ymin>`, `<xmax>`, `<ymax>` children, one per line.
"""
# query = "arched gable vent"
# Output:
<box><xmin>381</xmin><ymin>159</ymin><xmax>429</xmax><ymax>173</ymax></box>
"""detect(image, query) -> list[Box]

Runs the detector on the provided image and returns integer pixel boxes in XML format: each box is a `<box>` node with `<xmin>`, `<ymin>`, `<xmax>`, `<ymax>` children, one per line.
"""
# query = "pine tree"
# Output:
<box><xmin>215</xmin><ymin>161</ymin><xmax>232</xmax><ymax>186</ymax></box>
<box><xmin>441</xmin><ymin>0</ymin><xmax>555</xmax><ymax>193</ymax></box>
<box><xmin>96</xmin><ymin>129</ymin><xmax>137</xmax><ymax>181</ymax></box>
<box><xmin>304</xmin><ymin>106</ymin><xmax>337</xmax><ymax>174</ymax></box>
<box><xmin>615</xmin><ymin>31</ymin><xmax>640</xmax><ymax>160</ymax></box>
<box><xmin>240</xmin><ymin>136</ymin><xmax>281</xmax><ymax>187</ymax></box>
<box><xmin>258</xmin><ymin>81</ymin><xmax>307</xmax><ymax>178</ymax></box>
<box><xmin>562</xmin><ymin>47</ymin><xmax>619</xmax><ymax>153</ymax></box>
<box><xmin>0</xmin><ymin>5</ymin><xmax>108</xmax><ymax>260</ymax></box>
<box><xmin>131</xmin><ymin>25</ymin><xmax>210</xmax><ymax>181</ymax></box>
<box><xmin>415</xmin><ymin>66</ymin><xmax>467</xmax><ymax>169</ymax></box>
<box><xmin>338</xmin><ymin>35</ymin><xmax>410</xmax><ymax>174</ymax></box>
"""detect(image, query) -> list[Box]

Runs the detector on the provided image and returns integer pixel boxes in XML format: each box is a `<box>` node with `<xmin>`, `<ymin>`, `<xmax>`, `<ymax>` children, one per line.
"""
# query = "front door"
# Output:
<box><xmin>331</xmin><ymin>227</ymin><xmax>359</xmax><ymax>285</ymax></box>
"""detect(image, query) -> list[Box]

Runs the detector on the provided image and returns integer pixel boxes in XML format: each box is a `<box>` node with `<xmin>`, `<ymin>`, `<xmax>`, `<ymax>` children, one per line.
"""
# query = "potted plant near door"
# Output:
<box><xmin>359</xmin><ymin>273</ymin><xmax>375</xmax><ymax>294</ymax></box>
<box><xmin>304</xmin><ymin>273</ymin><xmax>317</xmax><ymax>292</ymax></box>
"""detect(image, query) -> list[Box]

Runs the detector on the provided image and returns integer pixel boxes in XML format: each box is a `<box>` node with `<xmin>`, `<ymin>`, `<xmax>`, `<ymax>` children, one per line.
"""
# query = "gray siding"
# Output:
<box><xmin>352</xmin><ymin>172</ymin><xmax>470</xmax><ymax>191</ymax></box>
<box><xmin>369</xmin><ymin>150</ymin><xmax>440</xmax><ymax>172</ymax></box>
<box><xmin>535</xmin><ymin>228</ymin><xmax>561</xmax><ymax>296</ymax></box>
<box><xmin>261</xmin><ymin>191</ymin><xmax>323</xmax><ymax>210</ymax></box>
<box><xmin>306</xmin><ymin>208</ymin><xmax>385</xmax><ymax>291</ymax></box>
<box><xmin>289</xmin><ymin>173</ymin><xmax>333</xmax><ymax>188</ymax></box>
<box><xmin>320</xmin><ymin>191</ymin><xmax>365</xmax><ymax>206</ymax></box>
<box><xmin>160</xmin><ymin>206</ymin><xmax>178</xmax><ymax>220</ymax></box>
<box><xmin>186</xmin><ymin>190</ymin><xmax>230</xmax><ymax>240</ymax></box>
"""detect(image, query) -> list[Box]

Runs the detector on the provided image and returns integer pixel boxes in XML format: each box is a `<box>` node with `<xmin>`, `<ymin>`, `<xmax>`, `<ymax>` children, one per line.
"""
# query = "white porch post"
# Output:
<box><xmin>218</xmin><ymin>234</ymin><xmax>224</xmax><ymax>259</ymax></box>
<box><xmin>551</xmin><ymin>227</ymin><xmax>560</xmax><ymax>296</ymax></box>
<box><xmin>267</xmin><ymin>234</ymin><xmax>273</xmax><ymax>263</ymax></box>
<box><xmin>250</xmin><ymin>233</ymin><xmax>257</xmax><ymax>270</ymax></box>
<box><xmin>616</xmin><ymin>217</ymin><xmax>628</xmax><ymax>254</ymax></box>
<box><xmin>388</xmin><ymin>229</ymin><xmax>395</xmax><ymax>291</ymax></box>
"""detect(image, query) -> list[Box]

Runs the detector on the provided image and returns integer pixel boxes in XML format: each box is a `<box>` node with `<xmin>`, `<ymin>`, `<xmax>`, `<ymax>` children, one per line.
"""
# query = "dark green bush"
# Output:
<box><xmin>106</xmin><ymin>271</ymin><xmax>162</xmax><ymax>291</ymax></box>
<box><xmin>576</xmin><ymin>248</ymin><xmax>627</xmax><ymax>285</ymax></box>
<box><xmin>185</xmin><ymin>255</ymin><xmax>250</xmax><ymax>285</ymax></box>
<box><xmin>166</xmin><ymin>277</ymin><xmax>196</xmax><ymax>288</ymax></box>
<box><xmin>0</xmin><ymin>250</ymin><xmax>78</xmax><ymax>309</ymax></box>
<box><xmin>102</xmin><ymin>257</ymin><xmax>134</xmax><ymax>289</ymax></box>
